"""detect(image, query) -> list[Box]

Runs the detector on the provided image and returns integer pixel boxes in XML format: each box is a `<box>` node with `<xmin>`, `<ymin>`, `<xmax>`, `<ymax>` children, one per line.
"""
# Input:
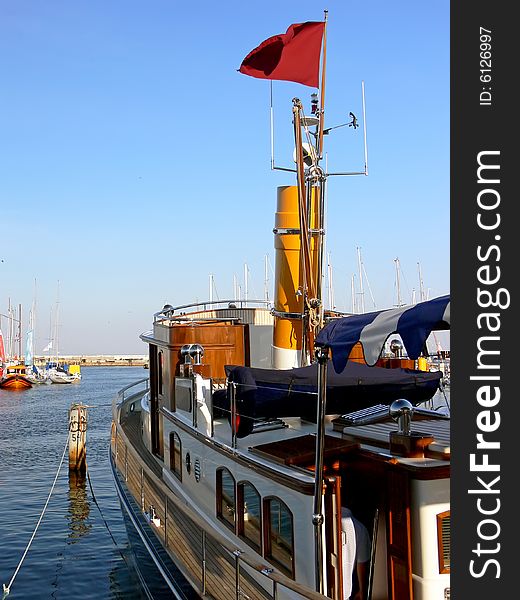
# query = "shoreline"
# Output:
<box><xmin>33</xmin><ymin>355</ymin><xmax>148</xmax><ymax>368</ymax></box>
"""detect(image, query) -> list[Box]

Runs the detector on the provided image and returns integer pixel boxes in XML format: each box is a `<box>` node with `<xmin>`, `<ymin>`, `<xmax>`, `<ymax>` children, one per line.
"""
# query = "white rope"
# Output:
<box><xmin>2</xmin><ymin>431</ymin><xmax>71</xmax><ymax>598</ymax></box>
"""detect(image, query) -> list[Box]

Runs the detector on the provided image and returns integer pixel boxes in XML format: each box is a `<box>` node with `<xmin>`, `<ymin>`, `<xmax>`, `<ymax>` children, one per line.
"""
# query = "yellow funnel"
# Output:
<box><xmin>272</xmin><ymin>185</ymin><xmax>320</xmax><ymax>367</ymax></box>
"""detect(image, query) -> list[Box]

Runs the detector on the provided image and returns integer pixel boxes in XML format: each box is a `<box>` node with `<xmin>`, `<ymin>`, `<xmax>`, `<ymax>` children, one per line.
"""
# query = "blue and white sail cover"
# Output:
<box><xmin>315</xmin><ymin>295</ymin><xmax>450</xmax><ymax>373</ymax></box>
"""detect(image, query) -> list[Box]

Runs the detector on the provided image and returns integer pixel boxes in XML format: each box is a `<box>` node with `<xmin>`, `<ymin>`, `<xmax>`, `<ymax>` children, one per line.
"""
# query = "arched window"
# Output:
<box><xmin>216</xmin><ymin>468</ymin><xmax>236</xmax><ymax>531</ymax></box>
<box><xmin>169</xmin><ymin>432</ymin><xmax>182</xmax><ymax>481</ymax></box>
<box><xmin>263</xmin><ymin>496</ymin><xmax>294</xmax><ymax>578</ymax></box>
<box><xmin>237</xmin><ymin>481</ymin><xmax>261</xmax><ymax>552</ymax></box>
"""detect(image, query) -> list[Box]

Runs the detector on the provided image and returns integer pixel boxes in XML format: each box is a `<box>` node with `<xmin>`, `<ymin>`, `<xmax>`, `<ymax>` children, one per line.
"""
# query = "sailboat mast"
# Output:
<box><xmin>327</xmin><ymin>252</ymin><xmax>334</xmax><ymax>310</ymax></box>
<box><xmin>54</xmin><ymin>281</ymin><xmax>61</xmax><ymax>364</ymax></box>
<box><xmin>264</xmin><ymin>255</ymin><xmax>270</xmax><ymax>302</ymax></box>
<box><xmin>418</xmin><ymin>262</ymin><xmax>425</xmax><ymax>302</ymax></box>
<box><xmin>395</xmin><ymin>258</ymin><xmax>403</xmax><ymax>307</ymax></box>
<box><xmin>18</xmin><ymin>304</ymin><xmax>22</xmax><ymax>360</ymax></box>
<box><xmin>357</xmin><ymin>247</ymin><xmax>365</xmax><ymax>313</ymax></box>
<box><xmin>233</xmin><ymin>274</ymin><xmax>238</xmax><ymax>300</ymax></box>
<box><xmin>7</xmin><ymin>298</ymin><xmax>13</xmax><ymax>360</ymax></box>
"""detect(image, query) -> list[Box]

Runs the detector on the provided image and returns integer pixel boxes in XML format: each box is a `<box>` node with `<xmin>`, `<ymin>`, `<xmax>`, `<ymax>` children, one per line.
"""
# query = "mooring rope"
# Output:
<box><xmin>2</xmin><ymin>431</ymin><xmax>71</xmax><ymax>599</ymax></box>
<box><xmin>85</xmin><ymin>464</ymin><xmax>131</xmax><ymax>567</ymax></box>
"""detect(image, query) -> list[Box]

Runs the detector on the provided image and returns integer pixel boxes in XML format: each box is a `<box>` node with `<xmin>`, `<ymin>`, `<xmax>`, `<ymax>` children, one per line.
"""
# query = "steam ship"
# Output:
<box><xmin>110</xmin><ymin>17</ymin><xmax>450</xmax><ymax>600</ymax></box>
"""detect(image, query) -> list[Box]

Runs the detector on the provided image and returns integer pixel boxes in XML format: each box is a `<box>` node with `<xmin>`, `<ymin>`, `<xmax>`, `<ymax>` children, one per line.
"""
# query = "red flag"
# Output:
<box><xmin>239</xmin><ymin>22</ymin><xmax>325</xmax><ymax>88</ymax></box>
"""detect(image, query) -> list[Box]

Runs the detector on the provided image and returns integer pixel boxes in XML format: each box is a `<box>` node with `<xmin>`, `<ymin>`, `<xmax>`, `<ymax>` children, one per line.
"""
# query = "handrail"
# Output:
<box><xmin>113</xmin><ymin>418</ymin><xmax>329</xmax><ymax>600</ymax></box>
<box><xmin>153</xmin><ymin>299</ymin><xmax>272</xmax><ymax>322</ymax></box>
<box><xmin>113</xmin><ymin>378</ymin><xmax>149</xmax><ymax>423</ymax></box>
<box><xmin>116</xmin><ymin>378</ymin><xmax>149</xmax><ymax>402</ymax></box>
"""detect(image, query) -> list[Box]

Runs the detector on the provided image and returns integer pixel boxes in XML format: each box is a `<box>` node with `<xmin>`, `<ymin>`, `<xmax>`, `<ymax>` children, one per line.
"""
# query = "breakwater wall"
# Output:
<box><xmin>34</xmin><ymin>355</ymin><xmax>148</xmax><ymax>367</ymax></box>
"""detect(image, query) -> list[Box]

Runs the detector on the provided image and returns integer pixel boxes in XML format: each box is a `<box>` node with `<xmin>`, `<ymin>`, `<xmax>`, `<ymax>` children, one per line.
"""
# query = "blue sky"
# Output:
<box><xmin>0</xmin><ymin>1</ymin><xmax>449</xmax><ymax>355</ymax></box>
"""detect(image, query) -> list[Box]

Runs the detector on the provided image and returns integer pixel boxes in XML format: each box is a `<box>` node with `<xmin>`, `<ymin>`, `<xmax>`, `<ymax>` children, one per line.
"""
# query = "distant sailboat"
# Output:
<box><xmin>24</xmin><ymin>328</ymin><xmax>45</xmax><ymax>384</ymax></box>
<box><xmin>46</xmin><ymin>283</ymin><xmax>80</xmax><ymax>384</ymax></box>
<box><xmin>0</xmin><ymin>306</ymin><xmax>34</xmax><ymax>390</ymax></box>
<box><xmin>0</xmin><ymin>329</ymin><xmax>6</xmax><ymax>379</ymax></box>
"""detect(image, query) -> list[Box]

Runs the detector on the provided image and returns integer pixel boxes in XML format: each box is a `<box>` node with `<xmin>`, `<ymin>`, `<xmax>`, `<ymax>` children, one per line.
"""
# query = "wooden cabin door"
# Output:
<box><xmin>324</xmin><ymin>475</ymin><xmax>343</xmax><ymax>600</ymax></box>
<box><xmin>386</xmin><ymin>468</ymin><xmax>413</xmax><ymax>600</ymax></box>
<box><xmin>148</xmin><ymin>344</ymin><xmax>161</xmax><ymax>457</ymax></box>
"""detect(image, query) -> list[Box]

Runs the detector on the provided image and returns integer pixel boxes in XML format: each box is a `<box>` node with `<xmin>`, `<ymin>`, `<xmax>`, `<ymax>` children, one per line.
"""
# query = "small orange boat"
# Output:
<box><xmin>0</xmin><ymin>363</ymin><xmax>33</xmax><ymax>390</ymax></box>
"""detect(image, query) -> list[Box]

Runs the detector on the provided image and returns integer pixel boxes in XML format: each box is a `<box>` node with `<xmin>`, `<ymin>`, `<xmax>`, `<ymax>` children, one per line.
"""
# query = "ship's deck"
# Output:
<box><xmin>119</xmin><ymin>388</ymin><xmax>450</xmax><ymax>493</ymax></box>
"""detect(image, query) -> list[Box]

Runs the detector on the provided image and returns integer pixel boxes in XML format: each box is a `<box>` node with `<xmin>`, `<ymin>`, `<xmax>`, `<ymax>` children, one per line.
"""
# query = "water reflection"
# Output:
<box><xmin>67</xmin><ymin>470</ymin><xmax>92</xmax><ymax>542</ymax></box>
<box><xmin>0</xmin><ymin>367</ymin><xmax>147</xmax><ymax>599</ymax></box>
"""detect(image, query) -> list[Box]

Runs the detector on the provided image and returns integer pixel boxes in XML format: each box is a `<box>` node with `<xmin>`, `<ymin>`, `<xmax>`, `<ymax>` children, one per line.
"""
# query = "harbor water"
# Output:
<box><xmin>0</xmin><ymin>367</ymin><xmax>147</xmax><ymax>599</ymax></box>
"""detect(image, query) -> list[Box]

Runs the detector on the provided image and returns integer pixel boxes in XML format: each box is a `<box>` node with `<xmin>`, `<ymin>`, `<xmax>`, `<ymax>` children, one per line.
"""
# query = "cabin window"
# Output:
<box><xmin>263</xmin><ymin>497</ymin><xmax>294</xmax><ymax>578</ymax></box>
<box><xmin>437</xmin><ymin>510</ymin><xmax>450</xmax><ymax>573</ymax></box>
<box><xmin>169</xmin><ymin>432</ymin><xmax>182</xmax><ymax>481</ymax></box>
<box><xmin>237</xmin><ymin>482</ymin><xmax>261</xmax><ymax>552</ymax></box>
<box><xmin>216</xmin><ymin>468</ymin><xmax>236</xmax><ymax>532</ymax></box>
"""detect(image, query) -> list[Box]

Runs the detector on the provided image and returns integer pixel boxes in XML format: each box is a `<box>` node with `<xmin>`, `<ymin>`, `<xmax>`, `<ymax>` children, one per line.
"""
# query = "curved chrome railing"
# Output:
<box><xmin>153</xmin><ymin>298</ymin><xmax>272</xmax><ymax>323</ymax></box>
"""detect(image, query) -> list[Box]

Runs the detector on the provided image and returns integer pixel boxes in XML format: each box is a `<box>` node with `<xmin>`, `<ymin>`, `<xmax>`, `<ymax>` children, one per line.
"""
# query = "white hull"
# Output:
<box><xmin>48</xmin><ymin>371</ymin><xmax>80</xmax><ymax>384</ymax></box>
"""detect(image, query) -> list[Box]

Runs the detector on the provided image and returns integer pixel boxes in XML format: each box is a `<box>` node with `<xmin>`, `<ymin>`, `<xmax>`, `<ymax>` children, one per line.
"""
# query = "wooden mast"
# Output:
<box><xmin>291</xmin><ymin>11</ymin><xmax>328</xmax><ymax>365</ymax></box>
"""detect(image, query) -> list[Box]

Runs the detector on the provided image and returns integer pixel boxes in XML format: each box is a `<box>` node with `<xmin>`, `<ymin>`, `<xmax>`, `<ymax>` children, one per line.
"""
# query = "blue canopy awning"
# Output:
<box><xmin>315</xmin><ymin>294</ymin><xmax>450</xmax><ymax>373</ymax></box>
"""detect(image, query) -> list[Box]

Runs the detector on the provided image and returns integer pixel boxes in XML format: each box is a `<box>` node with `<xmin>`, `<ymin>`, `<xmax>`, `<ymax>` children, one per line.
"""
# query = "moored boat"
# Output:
<box><xmin>44</xmin><ymin>360</ymin><xmax>81</xmax><ymax>384</ymax></box>
<box><xmin>0</xmin><ymin>363</ymin><xmax>34</xmax><ymax>390</ymax></box>
<box><xmin>0</xmin><ymin>329</ymin><xmax>5</xmax><ymax>380</ymax></box>
<box><xmin>110</xmin><ymin>16</ymin><xmax>450</xmax><ymax>600</ymax></box>
<box><xmin>25</xmin><ymin>364</ymin><xmax>47</xmax><ymax>384</ymax></box>
<box><xmin>48</xmin><ymin>371</ymin><xmax>75</xmax><ymax>384</ymax></box>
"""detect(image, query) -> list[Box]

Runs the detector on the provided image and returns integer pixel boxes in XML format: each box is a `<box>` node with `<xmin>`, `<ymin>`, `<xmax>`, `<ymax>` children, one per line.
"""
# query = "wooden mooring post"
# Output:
<box><xmin>69</xmin><ymin>403</ymin><xmax>88</xmax><ymax>472</ymax></box>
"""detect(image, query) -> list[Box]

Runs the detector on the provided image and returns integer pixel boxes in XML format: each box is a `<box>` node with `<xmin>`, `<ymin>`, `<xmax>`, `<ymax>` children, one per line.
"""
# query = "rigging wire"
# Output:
<box><xmin>1</xmin><ymin>428</ymin><xmax>131</xmax><ymax>599</ymax></box>
<box><xmin>2</xmin><ymin>432</ymin><xmax>71</xmax><ymax>599</ymax></box>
